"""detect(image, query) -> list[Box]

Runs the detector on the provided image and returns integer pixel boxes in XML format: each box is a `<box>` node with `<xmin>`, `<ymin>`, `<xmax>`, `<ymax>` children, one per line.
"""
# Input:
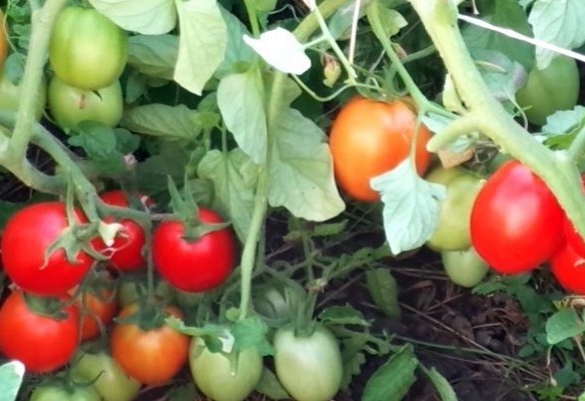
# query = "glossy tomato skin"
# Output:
<box><xmin>550</xmin><ymin>242</ymin><xmax>585</xmax><ymax>294</ymax></box>
<box><xmin>441</xmin><ymin>247</ymin><xmax>489</xmax><ymax>288</ymax></box>
<box><xmin>470</xmin><ymin>161</ymin><xmax>564</xmax><ymax>274</ymax></box>
<box><xmin>0</xmin><ymin>291</ymin><xmax>80</xmax><ymax>373</ymax></box>
<box><xmin>30</xmin><ymin>385</ymin><xmax>101</xmax><ymax>401</ymax></box>
<box><xmin>561</xmin><ymin>176</ymin><xmax>585</xmax><ymax>257</ymax></box>
<box><xmin>329</xmin><ymin>96</ymin><xmax>432</xmax><ymax>202</ymax></box>
<box><xmin>98</xmin><ymin>190</ymin><xmax>150</xmax><ymax>272</ymax></box>
<box><xmin>516</xmin><ymin>56</ymin><xmax>579</xmax><ymax>126</ymax></box>
<box><xmin>273</xmin><ymin>325</ymin><xmax>343</xmax><ymax>401</ymax></box>
<box><xmin>110</xmin><ymin>303</ymin><xmax>189</xmax><ymax>385</ymax></box>
<box><xmin>72</xmin><ymin>351</ymin><xmax>141</xmax><ymax>401</ymax></box>
<box><xmin>152</xmin><ymin>208</ymin><xmax>237</xmax><ymax>292</ymax></box>
<box><xmin>48</xmin><ymin>76</ymin><xmax>123</xmax><ymax>131</ymax></box>
<box><xmin>1</xmin><ymin>202</ymin><xmax>94</xmax><ymax>296</ymax></box>
<box><xmin>189</xmin><ymin>337</ymin><xmax>263</xmax><ymax>401</ymax></box>
<box><xmin>49</xmin><ymin>6</ymin><xmax>128</xmax><ymax>90</ymax></box>
<box><xmin>78</xmin><ymin>288</ymin><xmax>118</xmax><ymax>341</ymax></box>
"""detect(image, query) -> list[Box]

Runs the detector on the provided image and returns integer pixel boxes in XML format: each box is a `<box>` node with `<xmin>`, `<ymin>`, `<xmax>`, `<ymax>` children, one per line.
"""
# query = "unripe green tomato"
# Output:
<box><xmin>48</xmin><ymin>76</ymin><xmax>123</xmax><ymax>131</ymax></box>
<box><xmin>426</xmin><ymin>166</ymin><xmax>484</xmax><ymax>251</ymax></box>
<box><xmin>49</xmin><ymin>6</ymin><xmax>128</xmax><ymax>90</ymax></box>
<box><xmin>0</xmin><ymin>69</ymin><xmax>46</xmax><ymax>119</ymax></box>
<box><xmin>441</xmin><ymin>247</ymin><xmax>489</xmax><ymax>288</ymax></box>
<box><xmin>516</xmin><ymin>56</ymin><xmax>580</xmax><ymax>126</ymax></box>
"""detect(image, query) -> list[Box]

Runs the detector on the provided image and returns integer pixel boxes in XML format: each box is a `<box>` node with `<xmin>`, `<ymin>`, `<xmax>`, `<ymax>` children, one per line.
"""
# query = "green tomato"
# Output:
<box><xmin>441</xmin><ymin>247</ymin><xmax>489</xmax><ymax>288</ymax></box>
<box><xmin>189</xmin><ymin>337</ymin><xmax>263</xmax><ymax>401</ymax></box>
<box><xmin>71</xmin><ymin>351</ymin><xmax>141</xmax><ymax>401</ymax></box>
<box><xmin>30</xmin><ymin>385</ymin><xmax>101</xmax><ymax>401</ymax></box>
<box><xmin>49</xmin><ymin>6</ymin><xmax>128</xmax><ymax>90</ymax></box>
<box><xmin>174</xmin><ymin>289</ymin><xmax>204</xmax><ymax>311</ymax></box>
<box><xmin>48</xmin><ymin>76</ymin><xmax>123</xmax><ymax>131</ymax></box>
<box><xmin>274</xmin><ymin>325</ymin><xmax>343</xmax><ymax>401</ymax></box>
<box><xmin>426</xmin><ymin>166</ymin><xmax>484</xmax><ymax>251</ymax></box>
<box><xmin>516</xmin><ymin>55</ymin><xmax>580</xmax><ymax>125</ymax></box>
<box><xmin>0</xmin><ymin>69</ymin><xmax>46</xmax><ymax>119</ymax></box>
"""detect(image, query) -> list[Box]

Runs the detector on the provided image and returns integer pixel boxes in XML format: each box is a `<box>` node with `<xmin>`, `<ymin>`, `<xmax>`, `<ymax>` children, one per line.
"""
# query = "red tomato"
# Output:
<box><xmin>470</xmin><ymin>161</ymin><xmax>564</xmax><ymax>274</ymax></box>
<box><xmin>1</xmin><ymin>202</ymin><xmax>94</xmax><ymax>296</ymax></box>
<box><xmin>98</xmin><ymin>190</ymin><xmax>150</xmax><ymax>272</ymax></box>
<box><xmin>562</xmin><ymin>176</ymin><xmax>585</xmax><ymax>257</ymax></box>
<box><xmin>152</xmin><ymin>208</ymin><xmax>237</xmax><ymax>292</ymax></box>
<box><xmin>110</xmin><ymin>303</ymin><xmax>189</xmax><ymax>385</ymax></box>
<box><xmin>550</xmin><ymin>242</ymin><xmax>585</xmax><ymax>294</ymax></box>
<box><xmin>79</xmin><ymin>288</ymin><xmax>118</xmax><ymax>341</ymax></box>
<box><xmin>329</xmin><ymin>96</ymin><xmax>432</xmax><ymax>202</ymax></box>
<box><xmin>0</xmin><ymin>291</ymin><xmax>80</xmax><ymax>373</ymax></box>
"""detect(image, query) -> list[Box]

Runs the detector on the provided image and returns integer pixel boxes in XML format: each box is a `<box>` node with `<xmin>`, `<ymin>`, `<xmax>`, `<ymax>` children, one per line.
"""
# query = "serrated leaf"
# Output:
<box><xmin>362</xmin><ymin>345</ymin><xmax>418</xmax><ymax>401</ymax></box>
<box><xmin>231</xmin><ymin>317</ymin><xmax>273</xmax><ymax>356</ymax></box>
<box><xmin>546</xmin><ymin>309</ymin><xmax>585</xmax><ymax>345</ymax></box>
<box><xmin>542</xmin><ymin>106</ymin><xmax>585</xmax><ymax>135</ymax></box>
<box><xmin>127</xmin><ymin>34</ymin><xmax>178</xmax><ymax>80</ymax></box>
<box><xmin>217</xmin><ymin>67</ymin><xmax>267</xmax><ymax>164</ymax></box>
<box><xmin>421</xmin><ymin>366</ymin><xmax>458</xmax><ymax>401</ymax></box>
<box><xmin>529</xmin><ymin>0</ymin><xmax>585</xmax><ymax>69</ymax></box>
<box><xmin>0</xmin><ymin>361</ymin><xmax>25</xmax><ymax>401</ymax></box>
<box><xmin>88</xmin><ymin>0</ymin><xmax>177</xmax><ymax>35</ymax></box>
<box><xmin>371</xmin><ymin>159</ymin><xmax>446</xmax><ymax>255</ymax></box>
<box><xmin>365</xmin><ymin>268</ymin><xmax>401</xmax><ymax>319</ymax></box>
<box><xmin>174</xmin><ymin>0</ymin><xmax>227</xmax><ymax>95</ymax></box>
<box><xmin>255</xmin><ymin>368</ymin><xmax>290</xmax><ymax>400</ymax></box>
<box><xmin>121</xmin><ymin>104</ymin><xmax>202</xmax><ymax>140</ymax></box>
<box><xmin>197</xmin><ymin>148</ymin><xmax>258</xmax><ymax>242</ymax></box>
<box><xmin>319</xmin><ymin>305</ymin><xmax>369</xmax><ymax>326</ymax></box>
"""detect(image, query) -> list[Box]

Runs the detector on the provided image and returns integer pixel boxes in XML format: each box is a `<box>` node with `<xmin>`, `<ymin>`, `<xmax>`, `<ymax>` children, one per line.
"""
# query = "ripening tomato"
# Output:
<box><xmin>152</xmin><ymin>208</ymin><xmax>237</xmax><ymax>292</ymax></box>
<box><xmin>110</xmin><ymin>303</ymin><xmax>189</xmax><ymax>385</ymax></box>
<box><xmin>0</xmin><ymin>10</ymin><xmax>8</xmax><ymax>72</ymax></box>
<box><xmin>329</xmin><ymin>96</ymin><xmax>432</xmax><ymax>202</ymax></box>
<box><xmin>1</xmin><ymin>202</ymin><xmax>94</xmax><ymax>296</ymax></box>
<box><xmin>470</xmin><ymin>161</ymin><xmax>564</xmax><ymax>274</ymax></box>
<box><xmin>0</xmin><ymin>291</ymin><xmax>80</xmax><ymax>373</ymax></box>
<box><xmin>78</xmin><ymin>288</ymin><xmax>117</xmax><ymax>341</ymax></box>
<box><xmin>550</xmin><ymin>242</ymin><xmax>585</xmax><ymax>294</ymax></box>
<box><xmin>441</xmin><ymin>247</ymin><xmax>489</xmax><ymax>288</ymax></box>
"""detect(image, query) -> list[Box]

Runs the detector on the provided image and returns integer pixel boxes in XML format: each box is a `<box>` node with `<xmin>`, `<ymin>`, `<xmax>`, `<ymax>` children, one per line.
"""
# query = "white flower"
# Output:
<box><xmin>243</xmin><ymin>27</ymin><xmax>311</xmax><ymax>75</ymax></box>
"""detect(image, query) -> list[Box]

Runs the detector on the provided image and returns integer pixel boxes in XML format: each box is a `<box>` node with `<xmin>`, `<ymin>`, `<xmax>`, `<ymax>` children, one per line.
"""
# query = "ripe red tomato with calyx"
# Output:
<box><xmin>152</xmin><ymin>207</ymin><xmax>237</xmax><ymax>292</ymax></box>
<box><xmin>0</xmin><ymin>290</ymin><xmax>80</xmax><ymax>373</ymax></box>
<box><xmin>329</xmin><ymin>96</ymin><xmax>432</xmax><ymax>202</ymax></box>
<box><xmin>470</xmin><ymin>161</ymin><xmax>564</xmax><ymax>275</ymax></box>
<box><xmin>1</xmin><ymin>202</ymin><xmax>96</xmax><ymax>296</ymax></box>
<box><xmin>550</xmin><ymin>241</ymin><xmax>585</xmax><ymax>294</ymax></box>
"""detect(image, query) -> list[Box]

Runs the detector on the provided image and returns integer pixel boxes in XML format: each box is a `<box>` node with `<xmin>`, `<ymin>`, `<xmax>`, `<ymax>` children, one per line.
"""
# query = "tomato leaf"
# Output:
<box><xmin>197</xmin><ymin>149</ymin><xmax>257</xmax><ymax>241</ymax></box>
<box><xmin>255</xmin><ymin>368</ymin><xmax>290</xmax><ymax>400</ymax></box>
<box><xmin>127</xmin><ymin>34</ymin><xmax>178</xmax><ymax>80</ymax></box>
<box><xmin>365</xmin><ymin>268</ymin><xmax>401</xmax><ymax>319</ymax></box>
<box><xmin>88</xmin><ymin>0</ymin><xmax>177</xmax><ymax>35</ymax></box>
<box><xmin>420</xmin><ymin>366</ymin><xmax>457</xmax><ymax>401</ymax></box>
<box><xmin>545</xmin><ymin>308</ymin><xmax>585</xmax><ymax>345</ymax></box>
<box><xmin>68</xmin><ymin>122</ymin><xmax>126</xmax><ymax>176</ymax></box>
<box><xmin>472</xmin><ymin>49</ymin><xmax>526</xmax><ymax>102</ymax></box>
<box><xmin>231</xmin><ymin>317</ymin><xmax>273</xmax><ymax>356</ymax></box>
<box><xmin>318</xmin><ymin>305</ymin><xmax>369</xmax><ymax>327</ymax></box>
<box><xmin>361</xmin><ymin>345</ymin><xmax>418</xmax><ymax>401</ymax></box>
<box><xmin>215</xmin><ymin>8</ymin><xmax>256</xmax><ymax>79</ymax></box>
<box><xmin>268</xmin><ymin>108</ymin><xmax>345</xmax><ymax>221</ymax></box>
<box><xmin>174</xmin><ymin>0</ymin><xmax>227</xmax><ymax>95</ymax></box>
<box><xmin>0</xmin><ymin>361</ymin><xmax>24</xmax><ymax>400</ymax></box>
<box><xmin>120</xmin><ymin>104</ymin><xmax>202</xmax><ymax>140</ymax></box>
<box><xmin>529</xmin><ymin>0</ymin><xmax>585</xmax><ymax>69</ymax></box>
<box><xmin>371</xmin><ymin>160</ymin><xmax>446</xmax><ymax>255</ymax></box>
<box><xmin>217</xmin><ymin>66</ymin><xmax>268</xmax><ymax>164</ymax></box>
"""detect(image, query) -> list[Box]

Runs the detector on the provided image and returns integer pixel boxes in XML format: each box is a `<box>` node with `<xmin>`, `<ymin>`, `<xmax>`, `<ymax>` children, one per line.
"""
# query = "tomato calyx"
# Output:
<box><xmin>115</xmin><ymin>300</ymin><xmax>172</xmax><ymax>332</ymax></box>
<box><xmin>21</xmin><ymin>291</ymin><xmax>74</xmax><ymax>320</ymax></box>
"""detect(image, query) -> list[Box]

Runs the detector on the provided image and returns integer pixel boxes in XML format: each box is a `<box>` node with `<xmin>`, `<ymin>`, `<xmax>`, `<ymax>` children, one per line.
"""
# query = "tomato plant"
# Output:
<box><xmin>49</xmin><ymin>6</ymin><xmax>128</xmax><ymax>91</ymax></box>
<box><xmin>273</xmin><ymin>325</ymin><xmax>343</xmax><ymax>401</ymax></box>
<box><xmin>1</xmin><ymin>202</ymin><xmax>95</xmax><ymax>296</ymax></box>
<box><xmin>78</xmin><ymin>287</ymin><xmax>117</xmax><ymax>341</ymax></box>
<box><xmin>441</xmin><ymin>247</ymin><xmax>489</xmax><ymax>288</ymax></box>
<box><xmin>329</xmin><ymin>96</ymin><xmax>432</xmax><ymax>202</ymax></box>
<box><xmin>110</xmin><ymin>303</ymin><xmax>189</xmax><ymax>385</ymax></box>
<box><xmin>470</xmin><ymin>161</ymin><xmax>564</xmax><ymax>275</ymax></box>
<box><xmin>30</xmin><ymin>384</ymin><xmax>101</xmax><ymax>401</ymax></box>
<box><xmin>71</xmin><ymin>351</ymin><xmax>141</xmax><ymax>401</ymax></box>
<box><xmin>0</xmin><ymin>9</ymin><xmax>7</xmax><ymax>71</ymax></box>
<box><xmin>0</xmin><ymin>68</ymin><xmax>46</xmax><ymax>119</ymax></box>
<box><xmin>516</xmin><ymin>55</ymin><xmax>580</xmax><ymax>126</ymax></box>
<box><xmin>118</xmin><ymin>279</ymin><xmax>174</xmax><ymax>307</ymax></box>
<box><xmin>152</xmin><ymin>208</ymin><xmax>237</xmax><ymax>292</ymax></box>
<box><xmin>425</xmin><ymin>166</ymin><xmax>483</xmax><ymax>251</ymax></box>
<box><xmin>0</xmin><ymin>291</ymin><xmax>79</xmax><ymax>373</ymax></box>
<box><xmin>48</xmin><ymin>77</ymin><xmax>123</xmax><ymax>131</ymax></box>
<box><xmin>189</xmin><ymin>337</ymin><xmax>263</xmax><ymax>401</ymax></box>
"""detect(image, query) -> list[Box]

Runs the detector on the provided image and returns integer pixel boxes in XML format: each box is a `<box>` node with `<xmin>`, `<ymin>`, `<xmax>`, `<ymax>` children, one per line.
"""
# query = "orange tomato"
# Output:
<box><xmin>79</xmin><ymin>288</ymin><xmax>118</xmax><ymax>341</ymax></box>
<box><xmin>329</xmin><ymin>96</ymin><xmax>432</xmax><ymax>202</ymax></box>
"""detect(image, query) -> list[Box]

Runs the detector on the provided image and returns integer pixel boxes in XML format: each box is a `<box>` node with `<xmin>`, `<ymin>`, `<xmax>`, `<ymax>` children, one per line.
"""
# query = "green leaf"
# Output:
<box><xmin>529</xmin><ymin>0</ymin><xmax>585</xmax><ymax>69</ymax></box>
<box><xmin>421</xmin><ymin>366</ymin><xmax>458</xmax><ymax>401</ymax></box>
<box><xmin>127</xmin><ymin>34</ymin><xmax>178</xmax><ymax>80</ymax></box>
<box><xmin>362</xmin><ymin>345</ymin><xmax>418</xmax><ymax>401</ymax></box>
<box><xmin>319</xmin><ymin>305</ymin><xmax>369</xmax><ymax>327</ymax></box>
<box><xmin>371</xmin><ymin>159</ymin><xmax>446</xmax><ymax>255</ymax></box>
<box><xmin>231</xmin><ymin>316</ymin><xmax>273</xmax><ymax>356</ymax></box>
<box><xmin>366</xmin><ymin>2</ymin><xmax>407</xmax><ymax>40</ymax></box>
<box><xmin>215</xmin><ymin>8</ymin><xmax>255</xmax><ymax>78</ymax></box>
<box><xmin>542</xmin><ymin>106</ymin><xmax>585</xmax><ymax>136</ymax></box>
<box><xmin>88</xmin><ymin>0</ymin><xmax>177</xmax><ymax>35</ymax></box>
<box><xmin>267</xmin><ymin>108</ymin><xmax>345</xmax><ymax>222</ymax></box>
<box><xmin>473</xmin><ymin>49</ymin><xmax>526</xmax><ymax>102</ymax></box>
<box><xmin>68</xmin><ymin>122</ymin><xmax>126</xmax><ymax>175</ymax></box>
<box><xmin>0</xmin><ymin>361</ymin><xmax>25</xmax><ymax>401</ymax></box>
<box><xmin>114</xmin><ymin>128</ymin><xmax>141</xmax><ymax>154</ymax></box>
<box><xmin>546</xmin><ymin>309</ymin><xmax>585</xmax><ymax>345</ymax></box>
<box><xmin>135</xmin><ymin>143</ymin><xmax>191</xmax><ymax>195</ymax></box>
<box><xmin>462</xmin><ymin>0</ymin><xmax>534</xmax><ymax>69</ymax></box>
<box><xmin>197</xmin><ymin>148</ymin><xmax>258</xmax><ymax>242</ymax></box>
<box><xmin>217</xmin><ymin>67</ymin><xmax>267</xmax><ymax>164</ymax></box>
<box><xmin>365</xmin><ymin>268</ymin><xmax>401</xmax><ymax>319</ymax></box>
<box><xmin>174</xmin><ymin>0</ymin><xmax>227</xmax><ymax>95</ymax></box>
<box><xmin>255</xmin><ymin>368</ymin><xmax>290</xmax><ymax>400</ymax></box>
<box><xmin>121</xmin><ymin>104</ymin><xmax>202</xmax><ymax>140</ymax></box>
<box><xmin>312</xmin><ymin>220</ymin><xmax>348</xmax><ymax>237</ymax></box>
